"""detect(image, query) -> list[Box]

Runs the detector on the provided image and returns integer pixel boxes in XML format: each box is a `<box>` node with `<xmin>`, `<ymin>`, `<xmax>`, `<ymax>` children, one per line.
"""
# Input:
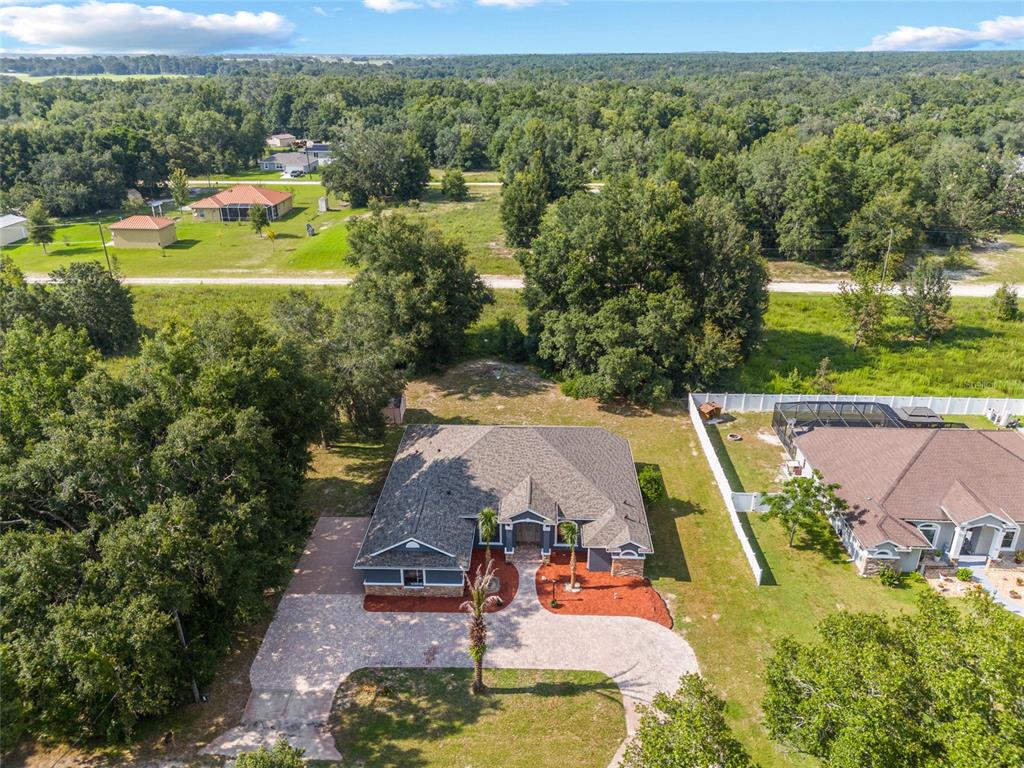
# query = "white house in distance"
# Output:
<box><xmin>259</xmin><ymin>152</ymin><xmax>317</xmax><ymax>175</ymax></box>
<box><xmin>0</xmin><ymin>214</ymin><xmax>28</xmax><ymax>246</ymax></box>
<box><xmin>304</xmin><ymin>142</ymin><xmax>333</xmax><ymax>164</ymax></box>
<box><xmin>266</xmin><ymin>132</ymin><xmax>297</xmax><ymax>148</ymax></box>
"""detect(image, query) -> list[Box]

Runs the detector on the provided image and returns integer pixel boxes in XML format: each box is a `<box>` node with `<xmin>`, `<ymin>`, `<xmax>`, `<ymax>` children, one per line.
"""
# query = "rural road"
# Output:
<box><xmin>188</xmin><ymin>179</ymin><xmax>605</xmax><ymax>189</ymax></box>
<box><xmin>24</xmin><ymin>274</ymin><xmax>1022</xmax><ymax>296</ymax></box>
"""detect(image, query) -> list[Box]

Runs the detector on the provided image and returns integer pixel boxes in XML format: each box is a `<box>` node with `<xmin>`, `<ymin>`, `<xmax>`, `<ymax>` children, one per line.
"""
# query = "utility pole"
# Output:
<box><xmin>97</xmin><ymin>223</ymin><xmax>112</xmax><ymax>275</ymax></box>
<box><xmin>881</xmin><ymin>227</ymin><xmax>893</xmax><ymax>285</ymax></box>
<box><xmin>172</xmin><ymin>608</ymin><xmax>202</xmax><ymax>704</ymax></box>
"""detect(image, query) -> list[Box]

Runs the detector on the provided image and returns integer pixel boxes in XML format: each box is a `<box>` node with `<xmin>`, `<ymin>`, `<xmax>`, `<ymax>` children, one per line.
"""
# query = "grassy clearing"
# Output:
<box><xmin>962</xmin><ymin>235</ymin><xmax>1024</xmax><ymax>283</ymax></box>
<box><xmin>300</xmin><ymin>429</ymin><xmax>403</xmax><ymax>518</ymax></box>
<box><xmin>330</xmin><ymin>667</ymin><xmax>624</xmax><ymax>768</ymax></box>
<box><xmin>410</xmin><ymin>188</ymin><xmax>520</xmax><ymax>275</ymax></box>
<box><xmin>429</xmin><ymin>168</ymin><xmax>502</xmax><ymax>183</ymax></box>
<box><xmin>732</xmin><ymin>294</ymin><xmax>1024</xmax><ymax>397</ymax></box>
<box><xmin>766</xmin><ymin>259</ymin><xmax>848</xmax><ymax>283</ymax></box>
<box><xmin>392</xmin><ymin>360</ymin><xmax>930</xmax><ymax>767</ymax></box>
<box><xmin>4</xmin><ymin>73</ymin><xmax>190</xmax><ymax>83</ymax></box>
<box><xmin>6</xmin><ymin>186</ymin><xmax>363</xmax><ymax>278</ymax></box>
<box><xmin>706</xmin><ymin>413</ymin><xmax>787</xmax><ymax>493</ymax></box>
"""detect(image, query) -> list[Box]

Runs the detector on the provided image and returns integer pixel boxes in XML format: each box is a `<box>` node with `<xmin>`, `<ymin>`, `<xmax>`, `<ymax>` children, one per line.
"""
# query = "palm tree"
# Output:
<box><xmin>559</xmin><ymin>522</ymin><xmax>579</xmax><ymax>590</ymax></box>
<box><xmin>461</xmin><ymin>560</ymin><xmax>500</xmax><ymax>694</ymax></box>
<box><xmin>478</xmin><ymin>506</ymin><xmax>498</xmax><ymax>565</ymax></box>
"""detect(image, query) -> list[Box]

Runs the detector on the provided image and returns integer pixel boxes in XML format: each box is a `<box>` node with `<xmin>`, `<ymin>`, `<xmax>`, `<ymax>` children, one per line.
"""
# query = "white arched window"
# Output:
<box><xmin>917</xmin><ymin>523</ymin><xmax>940</xmax><ymax>547</ymax></box>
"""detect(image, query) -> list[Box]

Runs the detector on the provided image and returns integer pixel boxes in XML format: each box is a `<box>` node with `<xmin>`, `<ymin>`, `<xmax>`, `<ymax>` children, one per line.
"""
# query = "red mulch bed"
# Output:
<box><xmin>363</xmin><ymin>549</ymin><xmax>518</xmax><ymax>614</ymax></box>
<box><xmin>536</xmin><ymin>552</ymin><xmax>673</xmax><ymax>628</ymax></box>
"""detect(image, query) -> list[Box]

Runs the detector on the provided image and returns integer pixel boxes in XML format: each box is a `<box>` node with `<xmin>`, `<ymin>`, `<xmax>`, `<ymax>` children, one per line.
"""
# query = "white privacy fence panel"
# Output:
<box><xmin>688</xmin><ymin>394</ymin><xmax>765</xmax><ymax>585</ymax></box>
<box><xmin>691</xmin><ymin>392</ymin><xmax>1024</xmax><ymax>417</ymax></box>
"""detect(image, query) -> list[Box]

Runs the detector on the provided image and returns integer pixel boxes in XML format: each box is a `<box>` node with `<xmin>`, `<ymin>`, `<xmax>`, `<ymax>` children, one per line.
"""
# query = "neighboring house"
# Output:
<box><xmin>793</xmin><ymin>427</ymin><xmax>1024</xmax><ymax>575</ymax></box>
<box><xmin>191</xmin><ymin>185</ymin><xmax>293</xmax><ymax>222</ymax></box>
<box><xmin>0</xmin><ymin>214</ymin><xmax>28</xmax><ymax>246</ymax></box>
<box><xmin>259</xmin><ymin>152</ymin><xmax>317</xmax><ymax>174</ymax></box>
<box><xmin>266</xmin><ymin>132</ymin><xmax>297</xmax><ymax>148</ymax></box>
<box><xmin>305</xmin><ymin>142</ymin><xmax>333</xmax><ymax>164</ymax></box>
<box><xmin>354</xmin><ymin>425</ymin><xmax>653</xmax><ymax>596</ymax></box>
<box><xmin>382</xmin><ymin>393</ymin><xmax>406</xmax><ymax>426</ymax></box>
<box><xmin>109</xmin><ymin>215</ymin><xmax>177</xmax><ymax>249</ymax></box>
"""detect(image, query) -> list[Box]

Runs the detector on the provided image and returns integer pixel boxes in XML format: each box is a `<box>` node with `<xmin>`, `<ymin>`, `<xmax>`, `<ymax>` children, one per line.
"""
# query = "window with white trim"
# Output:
<box><xmin>1001</xmin><ymin>530</ymin><xmax>1016</xmax><ymax>550</ymax></box>
<box><xmin>403</xmin><ymin>569</ymin><xmax>424</xmax><ymax>587</ymax></box>
<box><xmin>917</xmin><ymin>523</ymin><xmax>939</xmax><ymax>547</ymax></box>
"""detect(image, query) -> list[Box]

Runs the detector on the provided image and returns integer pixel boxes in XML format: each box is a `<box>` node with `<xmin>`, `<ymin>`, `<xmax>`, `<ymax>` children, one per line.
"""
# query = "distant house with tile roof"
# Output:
<box><xmin>354</xmin><ymin>424</ymin><xmax>653</xmax><ymax>596</ymax></box>
<box><xmin>191</xmin><ymin>185</ymin><xmax>293</xmax><ymax>222</ymax></box>
<box><xmin>794</xmin><ymin>427</ymin><xmax>1024</xmax><ymax>575</ymax></box>
<box><xmin>109</xmin><ymin>215</ymin><xmax>177</xmax><ymax>249</ymax></box>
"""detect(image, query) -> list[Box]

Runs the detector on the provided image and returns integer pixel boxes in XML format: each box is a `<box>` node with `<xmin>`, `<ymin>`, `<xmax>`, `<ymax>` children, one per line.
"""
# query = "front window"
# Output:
<box><xmin>403</xmin><ymin>569</ymin><xmax>424</xmax><ymax>588</ymax></box>
<box><xmin>1001</xmin><ymin>530</ymin><xmax>1016</xmax><ymax>550</ymax></box>
<box><xmin>917</xmin><ymin>524</ymin><xmax>939</xmax><ymax>547</ymax></box>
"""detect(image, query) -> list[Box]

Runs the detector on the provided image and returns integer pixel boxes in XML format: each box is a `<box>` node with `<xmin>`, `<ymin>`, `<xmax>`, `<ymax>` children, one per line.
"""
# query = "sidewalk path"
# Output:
<box><xmin>203</xmin><ymin>516</ymin><xmax>697</xmax><ymax>762</ymax></box>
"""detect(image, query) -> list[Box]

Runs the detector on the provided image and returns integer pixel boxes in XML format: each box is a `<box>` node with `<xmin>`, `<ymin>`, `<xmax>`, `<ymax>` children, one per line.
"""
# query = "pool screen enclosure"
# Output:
<box><xmin>772</xmin><ymin>400</ymin><xmax>943</xmax><ymax>455</ymax></box>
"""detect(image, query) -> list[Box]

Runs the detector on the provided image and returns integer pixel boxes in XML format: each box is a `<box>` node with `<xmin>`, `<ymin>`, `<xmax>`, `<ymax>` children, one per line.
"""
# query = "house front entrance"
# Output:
<box><xmin>516</xmin><ymin>522</ymin><xmax>543</xmax><ymax>545</ymax></box>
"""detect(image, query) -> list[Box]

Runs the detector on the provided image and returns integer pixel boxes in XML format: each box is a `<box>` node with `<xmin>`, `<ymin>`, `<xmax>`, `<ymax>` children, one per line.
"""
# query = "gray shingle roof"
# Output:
<box><xmin>354</xmin><ymin>425</ymin><xmax>651</xmax><ymax>570</ymax></box>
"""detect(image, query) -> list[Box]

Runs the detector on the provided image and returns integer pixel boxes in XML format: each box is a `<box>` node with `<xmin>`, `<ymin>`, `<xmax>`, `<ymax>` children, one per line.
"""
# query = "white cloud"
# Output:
<box><xmin>476</xmin><ymin>0</ymin><xmax>542</xmax><ymax>7</ymax></box>
<box><xmin>312</xmin><ymin>5</ymin><xmax>328</xmax><ymax>16</ymax></box>
<box><xmin>862</xmin><ymin>15</ymin><xmax>1024</xmax><ymax>51</ymax></box>
<box><xmin>363</xmin><ymin>0</ymin><xmax>421</xmax><ymax>11</ymax></box>
<box><xmin>0</xmin><ymin>1</ymin><xmax>295</xmax><ymax>53</ymax></box>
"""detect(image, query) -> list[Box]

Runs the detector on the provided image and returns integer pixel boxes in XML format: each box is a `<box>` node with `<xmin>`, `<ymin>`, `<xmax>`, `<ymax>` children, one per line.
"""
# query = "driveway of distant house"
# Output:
<box><xmin>204</xmin><ymin>515</ymin><xmax>698</xmax><ymax>763</ymax></box>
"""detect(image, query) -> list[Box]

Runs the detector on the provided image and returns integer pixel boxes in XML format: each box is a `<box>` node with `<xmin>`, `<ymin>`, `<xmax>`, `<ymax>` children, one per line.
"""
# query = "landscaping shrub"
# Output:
<box><xmin>637</xmin><ymin>464</ymin><xmax>666</xmax><ymax>505</ymax></box>
<box><xmin>236</xmin><ymin>738</ymin><xmax>305</xmax><ymax>768</ymax></box>
<box><xmin>956</xmin><ymin>567</ymin><xmax>973</xmax><ymax>582</ymax></box>
<box><xmin>877</xmin><ymin>565</ymin><xmax>902</xmax><ymax>588</ymax></box>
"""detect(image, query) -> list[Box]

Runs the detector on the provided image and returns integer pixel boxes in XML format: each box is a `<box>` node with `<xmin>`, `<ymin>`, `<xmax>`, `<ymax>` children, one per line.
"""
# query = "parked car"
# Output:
<box><xmin>289</xmin><ymin>169</ymin><xmax>305</xmax><ymax>178</ymax></box>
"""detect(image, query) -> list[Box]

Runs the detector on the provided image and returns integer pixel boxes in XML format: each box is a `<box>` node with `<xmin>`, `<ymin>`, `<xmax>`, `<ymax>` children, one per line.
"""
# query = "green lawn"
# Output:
<box><xmin>963</xmin><ymin>234</ymin><xmax>1024</xmax><ymax>283</ymax></box>
<box><xmin>731</xmin><ymin>294</ymin><xmax>1024</xmax><ymax>397</ymax></box>
<box><xmin>330</xmin><ymin>668</ymin><xmax>625</xmax><ymax>768</ymax></box>
<box><xmin>189</xmin><ymin>169</ymin><xmax>316</xmax><ymax>182</ymax></box>
<box><xmin>410</xmin><ymin>189</ymin><xmax>519</xmax><ymax>275</ymax></box>
<box><xmin>7</xmin><ymin>186</ymin><xmax>362</xmax><ymax>278</ymax></box>
<box><xmin>706</xmin><ymin>413</ymin><xmax>787</xmax><ymax>493</ymax></box>
<box><xmin>429</xmin><ymin>168</ymin><xmax>502</xmax><ymax>183</ymax></box>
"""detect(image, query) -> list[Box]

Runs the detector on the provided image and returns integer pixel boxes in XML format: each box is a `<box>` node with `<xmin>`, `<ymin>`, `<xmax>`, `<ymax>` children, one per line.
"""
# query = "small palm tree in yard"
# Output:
<box><xmin>559</xmin><ymin>522</ymin><xmax>580</xmax><ymax>591</ymax></box>
<box><xmin>478</xmin><ymin>506</ymin><xmax>498</xmax><ymax>565</ymax></box>
<box><xmin>462</xmin><ymin>560</ymin><xmax>500</xmax><ymax>694</ymax></box>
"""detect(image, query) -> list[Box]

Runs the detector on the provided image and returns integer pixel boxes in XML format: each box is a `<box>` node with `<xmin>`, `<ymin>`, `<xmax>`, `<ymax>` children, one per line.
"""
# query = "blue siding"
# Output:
<box><xmin>541</xmin><ymin>526</ymin><xmax>554</xmax><ymax>552</ymax></box>
<box><xmin>364</xmin><ymin>569</ymin><xmax>402</xmax><ymax>585</ymax></box>
<box><xmin>504</xmin><ymin>525</ymin><xmax>516</xmax><ymax>551</ymax></box>
<box><xmin>588</xmin><ymin>549</ymin><xmax>612</xmax><ymax>572</ymax></box>
<box><xmin>425</xmin><ymin>570</ymin><xmax>464</xmax><ymax>586</ymax></box>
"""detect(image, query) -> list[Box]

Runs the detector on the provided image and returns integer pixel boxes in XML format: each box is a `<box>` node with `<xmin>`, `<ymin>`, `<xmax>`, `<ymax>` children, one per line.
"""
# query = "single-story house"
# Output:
<box><xmin>0</xmin><ymin>214</ymin><xmax>28</xmax><ymax>246</ymax></box>
<box><xmin>793</xmin><ymin>427</ymin><xmax>1024</xmax><ymax>575</ymax></box>
<box><xmin>305</xmin><ymin>142</ymin><xmax>333</xmax><ymax>164</ymax></box>
<box><xmin>191</xmin><ymin>185</ymin><xmax>293</xmax><ymax>222</ymax></box>
<box><xmin>258</xmin><ymin>152</ymin><xmax>317</xmax><ymax>174</ymax></box>
<box><xmin>354</xmin><ymin>424</ymin><xmax>654</xmax><ymax>596</ymax></box>
<box><xmin>266</xmin><ymin>132</ymin><xmax>297</xmax><ymax>148</ymax></box>
<box><xmin>109</xmin><ymin>215</ymin><xmax>177</xmax><ymax>249</ymax></box>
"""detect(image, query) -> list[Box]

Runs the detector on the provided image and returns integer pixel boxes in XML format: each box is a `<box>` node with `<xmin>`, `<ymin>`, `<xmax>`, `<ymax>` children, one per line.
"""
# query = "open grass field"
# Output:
<box><xmin>190</xmin><ymin>169</ymin><xmax>310</xmax><ymax>182</ymax></box>
<box><xmin>961</xmin><ymin>234</ymin><xmax>1024</xmax><ymax>283</ymax></box>
<box><xmin>429</xmin><ymin>168</ymin><xmax>502</xmax><ymax>183</ymax></box>
<box><xmin>5</xmin><ymin>186</ymin><xmax>363</xmax><ymax>278</ymax></box>
<box><xmin>4</xmin><ymin>72</ymin><xmax>190</xmax><ymax>83</ymax></box>
<box><xmin>330</xmin><ymin>667</ymin><xmax>624</xmax><ymax>768</ymax></box>
<box><xmin>731</xmin><ymin>294</ymin><xmax>1024</xmax><ymax>397</ymax></box>
<box><xmin>409</xmin><ymin>188</ymin><xmax>519</xmax><ymax>275</ymax></box>
<box><xmin>706</xmin><ymin>413</ymin><xmax>787</xmax><ymax>493</ymax></box>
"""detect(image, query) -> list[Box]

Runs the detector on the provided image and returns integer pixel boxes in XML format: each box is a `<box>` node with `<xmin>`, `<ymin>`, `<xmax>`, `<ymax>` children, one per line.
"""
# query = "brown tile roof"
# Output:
<box><xmin>796</xmin><ymin>428</ymin><xmax>1024</xmax><ymax>548</ymax></box>
<box><xmin>191</xmin><ymin>185</ymin><xmax>291</xmax><ymax>209</ymax></box>
<box><xmin>109</xmin><ymin>215</ymin><xmax>175</xmax><ymax>230</ymax></box>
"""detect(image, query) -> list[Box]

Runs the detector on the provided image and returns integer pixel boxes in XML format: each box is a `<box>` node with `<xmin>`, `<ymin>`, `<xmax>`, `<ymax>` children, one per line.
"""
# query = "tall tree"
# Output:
<box><xmin>25</xmin><ymin>199</ymin><xmax>53</xmax><ymax>255</ymax></box>
<box><xmin>836</xmin><ymin>264</ymin><xmax>891</xmax><ymax>351</ymax></box>
<box><xmin>559</xmin><ymin>522</ymin><xmax>579</xmax><ymax>590</ymax></box>
<box><xmin>899</xmin><ymin>260</ymin><xmax>953</xmax><ymax>342</ymax></box>
<box><xmin>347</xmin><ymin>213</ymin><xmax>492</xmax><ymax>372</ymax></box>
<box><xmin>500</xmin><ymin>158</ymin><xmax>548</xmax><ymax>248</ymax></box>
<box><xmin>169</xmin><ymin>167</ymin><xmax>190</xmax><ymax>210</ymax></box>
<box><xmin>322</xmin><ymin>126</ymin><xmax>429</xmax><ymax>208</ymax></box>
<box><xmin>461</xmin><ymin>560</ymin><xmax>500</xmax><ymax>695</ymax></box>
<box><xmin>623</xmin><ymin>674</ymin><xmax>754</xmax><ymax>768</ymax></box>
<box><xmin>47</xmin><ymin>262</ymin><xmax>139</xmax><ymax>355</ymax></box>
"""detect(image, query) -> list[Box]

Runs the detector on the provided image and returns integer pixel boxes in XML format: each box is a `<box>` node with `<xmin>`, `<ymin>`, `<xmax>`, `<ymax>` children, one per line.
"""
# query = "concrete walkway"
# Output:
<box><xmin>966</xmin><ymin>565</ymin><xmax>1024</xmax><ymax>617</ymax></box>
<box><xmin>203</xmin><ymin>516</ymin><xmax>697</xmax><ymax>762</ymax></box>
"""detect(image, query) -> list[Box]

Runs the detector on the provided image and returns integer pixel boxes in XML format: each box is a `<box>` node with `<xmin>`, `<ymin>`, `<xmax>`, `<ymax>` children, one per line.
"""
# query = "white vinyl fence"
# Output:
<box><xmin>691</xmin><ymin>392</ymin><xmax>1024</xmax><ymax>417</ymax></box>
<box><xmin>688</xmin><ymin>394</ymin><xmax>766</xmax><ymax>585</ymax></box>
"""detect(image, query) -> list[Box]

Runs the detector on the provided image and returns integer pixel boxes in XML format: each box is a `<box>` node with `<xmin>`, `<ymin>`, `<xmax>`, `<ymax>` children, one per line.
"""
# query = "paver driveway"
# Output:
<box><xmin>205</xmin><ymin>517</ymin><xmax>699</xmax><ymax>762</ymax></box>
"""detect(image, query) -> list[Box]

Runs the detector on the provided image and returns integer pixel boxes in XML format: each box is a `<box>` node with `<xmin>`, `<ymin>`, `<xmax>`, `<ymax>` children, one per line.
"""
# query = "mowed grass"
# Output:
<box><xmin>5</xmin><ymin>186</ymin><xmax>363</xmax><ymax>278</ymax></box>
<box><xmin>964</xmin><ymin>235</ymin><xmax>1024</xmax><ymax>283</ymax></box>
<box><xmin>429</xmin><ymin>168</ymin><xmax>502</xmax><ymax>183</ymax></box>
<box><xmin>731</xmin><ymin>294</ymin><xmax>1024</xmax><ymax>397</ymax></box>
<box><xmin>330</xmin><ymin>668</ymin><xmax>625</xmax><ymax>768</ymax></box>
<box><xmin>706</xmin><ymin>413</ymin><xmax>787</xmax><ymax>493</ymax></box>
<box><xmin>390</xmin><ymin>360</ymin><xmax>930</xmax><ymax>767</ymax></box>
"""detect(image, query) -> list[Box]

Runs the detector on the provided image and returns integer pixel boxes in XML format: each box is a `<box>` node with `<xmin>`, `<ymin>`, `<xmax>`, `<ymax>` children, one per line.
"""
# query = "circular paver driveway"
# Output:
<box><xmin>205</xmin><ymin>517</ymin><xmax>699</xmax><ymax>761</ymax></box>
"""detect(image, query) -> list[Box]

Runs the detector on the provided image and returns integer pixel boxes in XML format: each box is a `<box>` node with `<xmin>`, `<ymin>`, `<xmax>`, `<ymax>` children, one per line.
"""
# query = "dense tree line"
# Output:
<box><xmin>2</xmin><ymin>52</ymin><xmax>1023</xmax><ymax>256</ymax></box>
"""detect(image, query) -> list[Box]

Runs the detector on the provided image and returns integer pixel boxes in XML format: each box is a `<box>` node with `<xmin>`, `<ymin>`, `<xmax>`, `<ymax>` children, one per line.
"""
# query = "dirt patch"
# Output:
<box><xmin>536</xmin><ymin>552</ymin><xmax>672</xmax><ymax>628</ymax></box>
<box><xmin>985</xmin><ymin>568</ymin><xmax>1024</xmax><ymax>609</ymax></box>
<box><xmin>363</xmin><ymin>549</ymin><xmax>519</xmax><ymax>614</ymax></box>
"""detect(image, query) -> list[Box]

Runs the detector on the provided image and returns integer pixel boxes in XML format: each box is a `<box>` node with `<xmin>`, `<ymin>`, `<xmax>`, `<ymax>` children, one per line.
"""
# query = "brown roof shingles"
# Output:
<box><xmin>796</xmin><ymin>428</ymin><xmax>1024</xmax><ymax>549</ymax></box>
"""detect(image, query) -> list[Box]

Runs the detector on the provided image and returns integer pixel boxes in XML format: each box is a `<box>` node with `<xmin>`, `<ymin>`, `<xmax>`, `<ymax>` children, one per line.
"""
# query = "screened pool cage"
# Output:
<box><xmin>772</xmin><ymin>401</ymin><xmax>944</xmax><ymax>456</ymax></box>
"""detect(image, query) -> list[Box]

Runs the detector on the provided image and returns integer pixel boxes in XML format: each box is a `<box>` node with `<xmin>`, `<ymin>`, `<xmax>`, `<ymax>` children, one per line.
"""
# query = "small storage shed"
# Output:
<box><xmin>0</xmin><ymin>214</ymin><xmax>28</xmax><ymax>246</ymax></box>
<box><xmin>109</xmin><ymin>215</ymin><xmax>177</xmax><ymax>249</ymax></box>
<box><xmin>382</xmin><ymin>393</ymin><xmax>407</xmax><ymax>426</ymax></box>
<box><xmin>698</xmin><ymin>401</ymin><xmax>722</xmax><ymax>421</ymax></box>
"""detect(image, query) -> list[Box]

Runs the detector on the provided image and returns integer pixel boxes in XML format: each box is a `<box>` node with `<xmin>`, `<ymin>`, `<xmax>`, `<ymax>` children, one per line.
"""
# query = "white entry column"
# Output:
<box><xmin>949</xmin><ymin>526</ymin><xmax>966</xmax><ymax>561</ymax></box>
<box><xmin>987</xmin><ymin>528</ymin><xmax>1005</xmax><ymax>561</ymax></box>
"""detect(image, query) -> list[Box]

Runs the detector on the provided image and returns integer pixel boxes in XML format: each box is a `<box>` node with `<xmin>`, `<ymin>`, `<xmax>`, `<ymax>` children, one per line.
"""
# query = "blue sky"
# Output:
<box><xmin>1</xmin><ymin>1</ymin><xmax>1023</xmax><ymax>55</ymax></box>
